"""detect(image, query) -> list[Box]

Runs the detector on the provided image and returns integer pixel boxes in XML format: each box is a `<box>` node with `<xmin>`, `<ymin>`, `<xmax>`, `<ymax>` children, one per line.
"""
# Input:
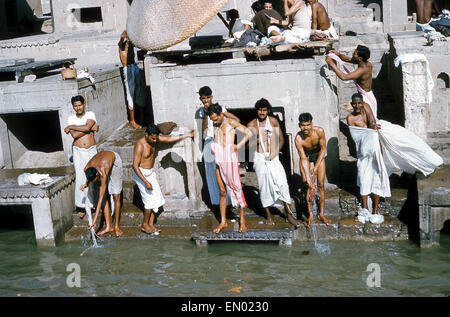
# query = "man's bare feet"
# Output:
<box><xmin>286</xmin><ymin>213</ymin><xmax>301</xmax><ymax>228</ymax></box>
<box><xmin>213</xmin><ymin>222</ymin><xmax>228</xmax><ymax>234</ymax></box>
<box><xmin>265</xmin><ymin>218</ymin><xmax>275</xmax><ymax>226</ymax></box>
<box><xmin>319</xmin><ymin>215</ymin><xmax>330</xmax><ymax>226</ymax></box>
<box><xmin>114</xmin><ymin>227</ymin><xmax>123</xmax><ymax>237</ymax></box>
<box><xmin>141</xmin><ymin>224</ymin><xmax>161</xmax><ymax>234</ymax></box>
<box><xmin>97</xmin><ymin>227</ymin><xmax>114</xmax><ymax>236</ymax></box>
<box><xmin>303</xmin><ymin>216</ymin><xmax>313</xmax><ymax>228</ymax></box>
<box><xmin>239</xmin><ymin>222</ymin><xmax>247</xmax><ymax>233</ymax></box>
<box><xmin>130</xmin><ymin>121</ymin><xmax>142</xmax><ymax>129</ymax></box>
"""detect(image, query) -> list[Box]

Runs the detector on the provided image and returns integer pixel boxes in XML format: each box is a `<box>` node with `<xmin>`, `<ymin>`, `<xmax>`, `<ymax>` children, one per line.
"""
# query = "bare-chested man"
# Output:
<box><xmin>247</xmin><ymin>98</ymin><xmax>300</xmax><ymax>227</ymax></box>
<box><xmin>207</xmin><ymin>104</ymin><xmax>252</xmax><ymax>233</ymax></box>
<box><xmin>64</xmin><ymin>95</ymin><xmax>99</xmax><ymax>219</ymax></box>
<box><xmin>346</xmin><ymin>93</ymin><xmax>382</xmax><ymax>215</ymax></box>
<box><xmin>119</xmin><ymin>30</ymin><xmax>144</xmax><ymax>129</ymax></box>
<box><xmin>132</xmin><ymin>124</ymin><xmax>194</xmax><ymax>234</ymax></box>
<box><xmin>81</xmin><ymin>151</ymin><xmax>123</xmax><ymax>237</ymax></box>
<box><xmin>294</xmin><ymin>113</ymin><xmax>330</xmax><ymax>227</ymax></box>
<box><xmin>326</xmin><ymin>45</ymin><xmax>377</xmax><ymax>118</ymax></box>
<box><xmin>308</xmin><ymin>0</ymin><xmax>339</xmax><ymax>39</ymax></box>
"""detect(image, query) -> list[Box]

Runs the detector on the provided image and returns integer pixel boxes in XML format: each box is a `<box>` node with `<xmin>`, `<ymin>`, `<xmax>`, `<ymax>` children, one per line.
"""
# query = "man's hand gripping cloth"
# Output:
<box><xmin>211</xmin><ymin>143</ymin><xmax>247</xmax><ymax>208</ymax></box>
<box><xmin>253</xmin><ymin>119</ymin><xmax>291</xmax><ymax>208</ymax></box>
<box><xmin>327</xmin><ymin>52</ymin><xmax>378</xmax><ymax>118</ymax></box>
<box><xmin>132</xmin><ymin>167</ymin><xmax>165</xmax><ymax>212</ymax></box>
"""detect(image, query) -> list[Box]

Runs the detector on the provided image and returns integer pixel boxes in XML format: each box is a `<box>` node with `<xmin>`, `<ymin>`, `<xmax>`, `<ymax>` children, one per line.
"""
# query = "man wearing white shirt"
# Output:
<box><xmin>64</xmin><ymin>95</ymin><xmax>99</xmax><ymax>218</ymax></box>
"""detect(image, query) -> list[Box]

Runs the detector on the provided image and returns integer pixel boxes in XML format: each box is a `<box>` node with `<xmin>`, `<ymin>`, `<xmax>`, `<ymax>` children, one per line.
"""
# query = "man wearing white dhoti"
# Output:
<box><xmin>247</xmin><ymin>99</ymin><xmax>300</xmax><ymax>227</ymax></box>
<box><xmin>347</xmin><ymin>93</ymin><xmax>443</xmax><ymax>223</ymax></box>
<box><xmin>64</xmin><ymin>95</ymin><xmax>99</xmax><ymax>219</ymax></box>
<box><xmin>326</xmin><ymin>46</ymin><xmax>377</xmax><ymax>118</ymax></box>
<box><xmin>132</xmin><ymin>124</ymin><xmax>194</xmax><ymax>234</ymax></box>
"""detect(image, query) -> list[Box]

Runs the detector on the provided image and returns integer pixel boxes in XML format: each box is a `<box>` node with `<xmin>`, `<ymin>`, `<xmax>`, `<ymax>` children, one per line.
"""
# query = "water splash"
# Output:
<box><xmin>310</xmin><ymin>196</ymin><xmax>331</xmax><ymax>256</ymax></box>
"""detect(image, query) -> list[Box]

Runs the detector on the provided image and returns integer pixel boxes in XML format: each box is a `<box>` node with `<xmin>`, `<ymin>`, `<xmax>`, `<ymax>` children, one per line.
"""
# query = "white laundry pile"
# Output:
<box><xmin>357</xmin><ymin>207</ymin><xmax>384</xmax><ymax>224</ymax></box>
<box><xmin>76</xmin><ymin>70</ymin><xmax>96</xmax><ymax>84</ymax></box>
<box><xmin>394</xmin><ymin>53</ymin><xmax>434</xmax><ymax>103</ymax></box>
<box><xmin>17</xmin><ymin>173</ymin><xmax>54</xmax><ymax>186</ymax></box>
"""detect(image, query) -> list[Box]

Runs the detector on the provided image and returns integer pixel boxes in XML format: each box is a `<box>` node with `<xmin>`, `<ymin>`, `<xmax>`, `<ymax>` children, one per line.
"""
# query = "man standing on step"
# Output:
<box><xmin>132</xmin><ymin>124</ymin><xmax>194</xmax><ymax>235</ymax></box>
<box><xmin>247</xmin><ymin>98</ymin><xmax>301</xmax><ymax>227</ymax></box>
<box><xmin>346</xmin><ymin>93</ymin><xmax>442</xmax><ymax>224</ymax></box>
<box><xmin>119</xmin><ymin>30</ymin><xmax>146</xmax><ymax>129</ymax></box>
<box><xmin>325</xmin><ymin>45</ymin><xmax>377</xmax><ymax>118</ymax></box>
<box><xmin>207</xmin><ymin>104</ymin><xmax>252</xmax><ymax>234</ymax></box>
<box><xmin>64</xmin><ymin>95</ymin><xmax>99</xmax><ymax>219</ymax></box>
<box><xmin>294</xmin><ymin>113</ymin><xmax>330</xmax><ymax>227</ymax></box>
<box><xmin>81</xmin><ymin>151</ymin><xmax>123</xmax><ymax>237</ymax></box>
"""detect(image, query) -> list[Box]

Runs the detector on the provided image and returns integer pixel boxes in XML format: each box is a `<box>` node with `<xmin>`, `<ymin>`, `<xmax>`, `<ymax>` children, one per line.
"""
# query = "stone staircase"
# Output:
<box><xmin>332</xmin><ymin>0</ymin><xmax>383</xmax><ymax>36</ymax></box>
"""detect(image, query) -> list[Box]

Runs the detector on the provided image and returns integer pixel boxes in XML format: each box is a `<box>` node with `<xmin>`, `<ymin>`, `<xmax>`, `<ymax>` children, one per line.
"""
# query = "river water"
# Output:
<box><xmin>0</xmin><ymin>229</ymin><xmax>449</xmax><ymax>297</ymax></box>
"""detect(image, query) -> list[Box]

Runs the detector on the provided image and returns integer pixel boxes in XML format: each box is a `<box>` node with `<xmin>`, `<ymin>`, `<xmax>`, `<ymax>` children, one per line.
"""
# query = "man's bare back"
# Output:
<box><xmin>85</xmin><ymin>151</ymin><xmax>115</xmax><ymax>176</ymax></box>
<box><xmin>311</xmin><ymin>0</ymin><xmax>331</xmax><ymax>31</ymax></box>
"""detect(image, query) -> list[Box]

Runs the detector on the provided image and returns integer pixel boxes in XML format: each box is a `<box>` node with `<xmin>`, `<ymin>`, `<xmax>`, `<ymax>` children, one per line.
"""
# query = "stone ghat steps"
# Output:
<box><xmin>428</xmin><ymin>132</ymin><xmax>450</xmax><ymax>165</ymax></box>
<box><xmin>66</xmin><ymin>213</ymin><xmax>408</xmax><ymax>243</ymax></box>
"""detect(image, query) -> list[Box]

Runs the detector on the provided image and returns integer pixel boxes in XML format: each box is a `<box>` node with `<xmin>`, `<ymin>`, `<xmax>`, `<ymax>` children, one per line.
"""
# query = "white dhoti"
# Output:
<box><xmin>358</xmin><ymin>88</ymin><xmax>378</xmax><ymax>119</ymax></box>
<box><xmin>349</xmin><ymin>126</ymin><xmax>391</xmax><ymax>198</ymax></box>
<box><xmin>312</xmin><ymin>24</ymin><xmax>339</xmax><ymax>40</ymax></box>
<box><xmin>73</xmin><ymin>144</ymin><xmax>97</xmax><ymax>208</ymax></box>
<box><xmin>254</xmin><ymin>152</ymin><xmax>291</xmax><ymax>208</ymax></box>
<box><xmin>133</xmin><ymin>167</ymin><xmax>165</xmax><ymax>212</ymax></box>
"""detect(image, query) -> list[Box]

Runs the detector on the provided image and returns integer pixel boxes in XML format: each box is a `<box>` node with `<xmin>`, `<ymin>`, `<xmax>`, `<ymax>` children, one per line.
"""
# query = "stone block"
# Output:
<box><xmin>337</xmin><ymin>217</ymin><xmax>365</xmax><ymax>240</ymax></box>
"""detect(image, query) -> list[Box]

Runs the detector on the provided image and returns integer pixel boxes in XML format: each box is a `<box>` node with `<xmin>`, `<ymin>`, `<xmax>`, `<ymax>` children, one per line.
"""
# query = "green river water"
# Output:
<box><xmin>0</xmin><ymin>229</ymin><xmax>449</xmax><ymax>297</ymax></box>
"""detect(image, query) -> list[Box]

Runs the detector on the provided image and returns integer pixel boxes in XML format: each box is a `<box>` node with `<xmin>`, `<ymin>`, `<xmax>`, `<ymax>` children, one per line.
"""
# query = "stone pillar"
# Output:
<box><xmin>400</xmin><ymin>59</ymin><xmax>432</xmax><ymax>141</ymax></box>
<box><xmin>382</xmin><ymin>0</ymin><xmax>414</xmax><ymax>32</ymax></box>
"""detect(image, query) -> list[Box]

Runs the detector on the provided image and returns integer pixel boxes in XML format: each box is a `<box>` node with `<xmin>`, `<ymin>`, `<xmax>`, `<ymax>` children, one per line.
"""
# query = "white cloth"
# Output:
<box><xmin>377</xmin><ymin>120</ymin><xmax>443</xmax><ymax>176</ymax></box>
<box><xmin>349</xmin><ymin>125</ymin><xmax>391</xmax><ymax>198</ymax></box>
<box><xmin>17</xmin><ymin>173</ymin><xmax>53</xmax><ymax>186</ymax></box>
<box><xmin>357</xmin><ymin>207</ymin><xmax>384</xmax><ymax>224</ymax></box>
<box><xmin>349</xmin><ymin>120</ymin><xmax>443</xmax><ymax>198</ymax></box>
<box><xmin>67</xmin><ymin>111</ymin><xmax>96</xmax><ymax>126</ymax></box>
<box><xmin>253</xmin><ymin>119</ymin><xmax>291</xmax><ymax>208</ymax></box>
<box><xmin>73</xmin><ymin>144</ymin><xmax>97</xmax><ymax>208</ymax></box>
<box><xmin>311</xmin><ymin>24</ymin><xmax>339</xmax><ymax>40</ymax></box>
<box><xmin>282</xmin><ymin>27</ymin><xmax>311</xmax><ymax>44</ymax></box>
<box><xmin>133</xmin><ymin>167</ymin><xmax>165</xmax><ymax>212</ymax></box>
<box><xmin>393</xmin><ymin>53</ymin><xmax>434</xmax><ymax>103</ymax></box>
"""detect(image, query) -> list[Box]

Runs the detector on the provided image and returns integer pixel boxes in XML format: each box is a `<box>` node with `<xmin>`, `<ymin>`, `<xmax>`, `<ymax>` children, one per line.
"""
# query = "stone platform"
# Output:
<box><xmin>0</xmin><ymin>166</ymin><xmax>75</xmax><ymax>247</ymax></box>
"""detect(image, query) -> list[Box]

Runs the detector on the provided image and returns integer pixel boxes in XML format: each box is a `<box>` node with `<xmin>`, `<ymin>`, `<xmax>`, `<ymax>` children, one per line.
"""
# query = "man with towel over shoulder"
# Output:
<box><xmin>247</xmin><ymin>98</ymin><xmax>301</xmax><ymax>227</ymax></box>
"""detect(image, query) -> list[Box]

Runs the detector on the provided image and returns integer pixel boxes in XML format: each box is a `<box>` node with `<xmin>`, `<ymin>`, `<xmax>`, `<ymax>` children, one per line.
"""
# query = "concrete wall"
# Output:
<box><xmin>51</xmin><ymin>0</ymin><xmax>128</xmax><ymax>33</ymax></box>
<box><xmin>0</xmin><ymin>66</ymin><xmax>127</xmax><ymax>167</ymax></box>
<box><xmin>388</xmin><ymin>32</ymin><xmax>450</xmax><ymax>135</ymax></box>
<box><xmin>145</xmin><ymin>57</ymin><xmax>340</xmax><ymax>189</ymax></box>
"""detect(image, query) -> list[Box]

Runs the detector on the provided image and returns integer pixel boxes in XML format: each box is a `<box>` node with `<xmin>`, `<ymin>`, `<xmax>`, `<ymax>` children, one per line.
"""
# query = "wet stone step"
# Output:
<box><xmin>191</xmin><ymin>229</ymin><xmax>294</xmax><ymax>246</ymax></box>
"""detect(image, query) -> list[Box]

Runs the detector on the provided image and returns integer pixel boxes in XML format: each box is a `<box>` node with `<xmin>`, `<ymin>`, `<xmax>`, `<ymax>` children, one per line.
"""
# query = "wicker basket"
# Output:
<box><xmin>127</xmin><ymin>0</ymin><xmax>228</xmax><ymax>51</ymax></box>
<box><xmin>61</xmin><ymin>61</ymin><xmax>77</xmax><ymax>80</ymax></box>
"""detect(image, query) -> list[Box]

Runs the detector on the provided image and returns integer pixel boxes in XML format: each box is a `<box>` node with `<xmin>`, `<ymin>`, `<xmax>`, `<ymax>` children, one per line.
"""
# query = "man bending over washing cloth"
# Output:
<box><xmin>81</xmin><ymin>151</ymin><xmax>123</xmax><ymax>237</ymax></box>
<box><xmin>326</xmin><ymin>45</ymin><xmax>377</xmax><ymax>118</ymax></box>
<box><xmin>132</xmin><ymin>124</ymin><xmax>194</xmax><ymax>235</ymax></box>
<box><xmin>64</xmin><ymin>95</ymin><xmax>99</xmax><ymax>219</ymax></box>
<box><xmin>247</xmin><ymin>98</ymin><xmax>300</xmax><ymax>227</ymax></box>
<box><xmin>347</xmin><ymin>93</ymin><xmax>443</xmax><ymax>224</ymax></box>
<box><xmin>295</xmin><ymin>113</ymin><xmax>330</xmax><ymax>227</ymax></box>
<box><xmin>207</xmin><ymin>104</ymin><xmax>252</xmax><ymax>234</ymax></box>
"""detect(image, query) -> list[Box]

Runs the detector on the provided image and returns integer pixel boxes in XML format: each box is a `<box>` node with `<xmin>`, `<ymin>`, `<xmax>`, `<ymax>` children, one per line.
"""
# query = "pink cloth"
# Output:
<box><xmin>328</xmin><ymin>52</ymin><xmax>378</xmax><ymax>117</ymax></box>
<box><xmin>211</xmin><ymin>143</ymin><xmax>247</xmax><ymax>208</ymax></box>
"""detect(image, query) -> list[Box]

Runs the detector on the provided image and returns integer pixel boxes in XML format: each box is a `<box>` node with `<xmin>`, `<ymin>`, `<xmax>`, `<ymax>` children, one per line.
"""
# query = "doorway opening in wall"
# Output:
<box><xmin>0</xmin><ymin>205</ymin><xmax>34</xmax><ymax>230</ymax></box>
<box><xmin>73</xmin><ymin>6</ymin><xmax>103</xmax><ymax>24</ymax></box>
<box><xmin>0</xmin><ymin>111</ymin><xmax>64</xmax><ymax>168</ymax></box>
<box><xmin>227</xmin><ymin>106</ymin><xmax>292</xmax><ymax>178</ymax></box>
